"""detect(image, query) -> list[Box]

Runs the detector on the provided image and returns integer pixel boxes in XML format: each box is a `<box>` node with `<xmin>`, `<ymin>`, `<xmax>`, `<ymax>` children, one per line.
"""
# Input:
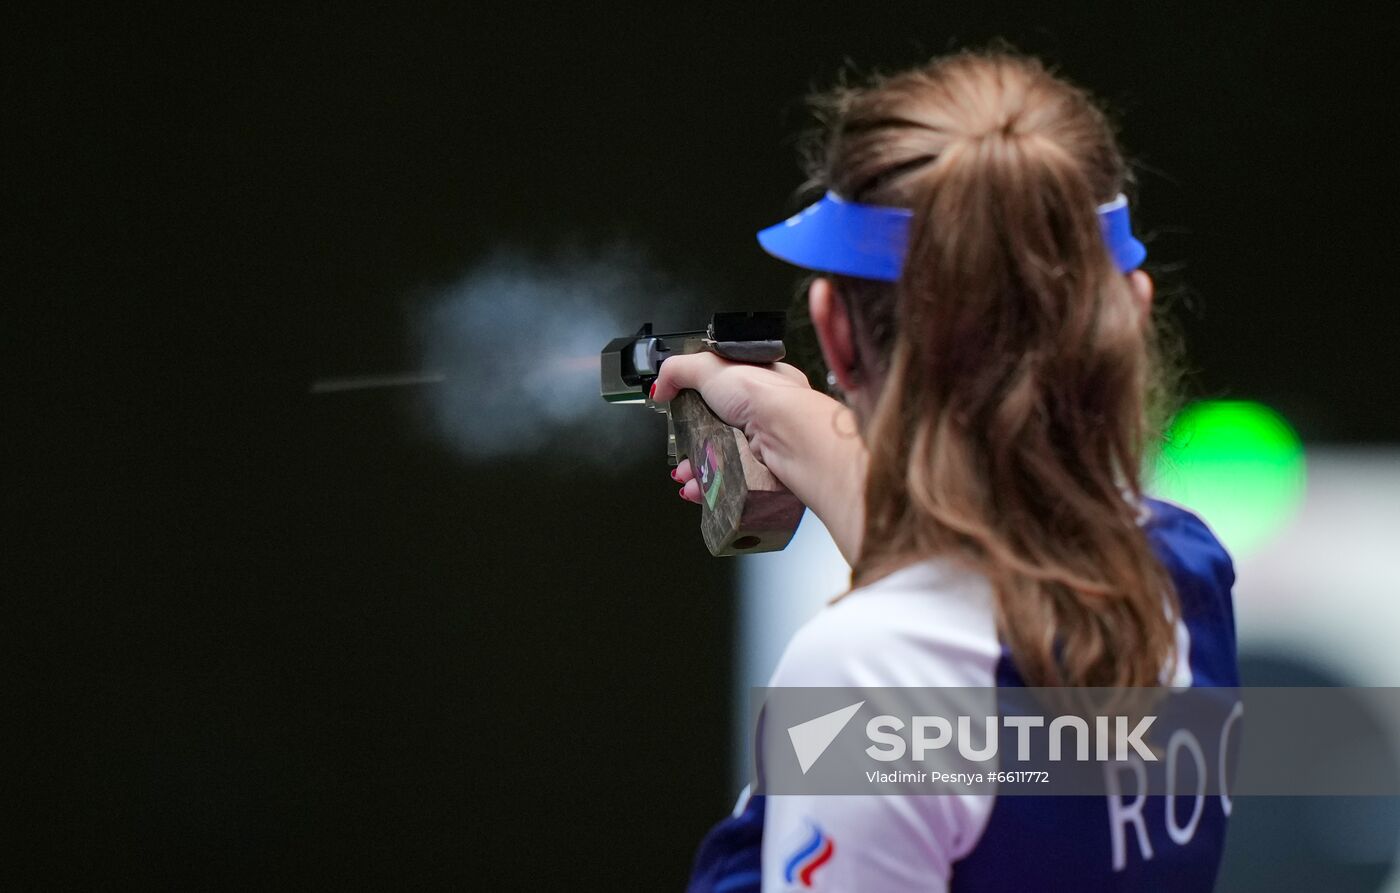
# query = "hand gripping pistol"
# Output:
<box><xmin>600</xmin><ymin>311</ymin><xmax>805</xmax><ymax>556</ymax></box>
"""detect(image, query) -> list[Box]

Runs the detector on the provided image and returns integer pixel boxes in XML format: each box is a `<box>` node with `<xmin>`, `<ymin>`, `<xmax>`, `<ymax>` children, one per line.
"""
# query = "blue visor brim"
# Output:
<box><xmin>1096</xmin><ymin>194</ymin><xmax>1148</xmax><ymax>273</ymax></box>
<box><xmin>757</xmin><ymin>191</ymin><xmax>1146</xmax><ymax>281</ymax></box>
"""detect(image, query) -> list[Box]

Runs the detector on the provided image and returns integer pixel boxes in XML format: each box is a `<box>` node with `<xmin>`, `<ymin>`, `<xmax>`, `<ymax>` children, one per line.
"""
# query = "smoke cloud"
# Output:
<box><xmin>412</xmin><ymin>244</ymin><xmax>701</xmax><ymax>465</ymax></box>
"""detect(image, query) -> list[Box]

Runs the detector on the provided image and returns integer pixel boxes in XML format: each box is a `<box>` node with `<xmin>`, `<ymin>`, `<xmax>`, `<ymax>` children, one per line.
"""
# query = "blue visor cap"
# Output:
<box><xmin>757</xmin><ymin>191</ymin><xmax>1146</xmax><ymax>282</ymax></box>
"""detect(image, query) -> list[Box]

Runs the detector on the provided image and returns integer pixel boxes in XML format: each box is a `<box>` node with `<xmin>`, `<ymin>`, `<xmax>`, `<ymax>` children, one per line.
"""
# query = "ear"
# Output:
<box><xmin>1128</xmin><ymin>270</ymin><xmax>1155</xmax><ymax>325</ymax></box>
<box><xmin>808</xmin><ymin>277</ymin><xmax>860</xmax><ymax>393</ymax></box>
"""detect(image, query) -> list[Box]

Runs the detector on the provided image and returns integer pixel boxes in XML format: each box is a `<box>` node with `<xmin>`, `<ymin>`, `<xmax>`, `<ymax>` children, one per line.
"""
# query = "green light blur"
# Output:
<box><xmin>1148</xmin><ymin>400</ymin><xmax>1307</xmax><ymax>558</ymax></box>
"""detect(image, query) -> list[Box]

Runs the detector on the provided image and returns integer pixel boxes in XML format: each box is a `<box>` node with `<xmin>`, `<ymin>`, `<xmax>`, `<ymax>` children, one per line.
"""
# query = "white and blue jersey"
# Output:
<box><xmin>688</xmin><ymin>498</ymin><xmax>1238</xmax><ymax>892</ymax></box>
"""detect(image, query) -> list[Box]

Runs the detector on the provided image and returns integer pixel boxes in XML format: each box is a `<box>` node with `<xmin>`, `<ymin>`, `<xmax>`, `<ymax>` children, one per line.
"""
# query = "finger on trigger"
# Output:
<box><xmin>652</xmin><ymin>351</ymin><xmax>723</xmax><ymax>403</ymax></box>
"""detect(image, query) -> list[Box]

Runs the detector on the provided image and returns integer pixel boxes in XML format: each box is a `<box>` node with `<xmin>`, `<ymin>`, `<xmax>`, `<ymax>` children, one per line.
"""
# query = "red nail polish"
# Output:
<box><xmin>670</xmin><ymin>469</ymin><xmax>679</xmax><ymax>481</ymax></box>
<box><xmin>649</xmin><ymin>383</ymin><xmax>657</xmax><ymax>399</ymax></box>
<box><xmin>678</xmin><ymin>487</ymin><xmax>687</xmax><ymax>499</ymax></box>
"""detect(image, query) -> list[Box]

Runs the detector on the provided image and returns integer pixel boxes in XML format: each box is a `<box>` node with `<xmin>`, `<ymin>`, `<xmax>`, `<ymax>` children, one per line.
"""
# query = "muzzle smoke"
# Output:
<box><xmin>410</xmin><ymin>244</ymin><xmax>699</xmax><ymax>464</ymax></box>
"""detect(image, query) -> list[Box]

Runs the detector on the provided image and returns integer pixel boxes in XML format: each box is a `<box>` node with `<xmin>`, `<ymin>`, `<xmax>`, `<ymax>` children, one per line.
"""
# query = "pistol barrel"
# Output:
<box><xmin>599</xmin><ymin>324</ymin><xmax>707</xmax><ymax>403</ymax></box>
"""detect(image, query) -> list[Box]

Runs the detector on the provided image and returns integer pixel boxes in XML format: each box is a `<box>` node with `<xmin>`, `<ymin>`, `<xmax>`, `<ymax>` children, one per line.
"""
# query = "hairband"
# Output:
<box><xmin>757</xmin><ymin>191</ymin><xmax>1146</xmax><ymax>281</ymax></box>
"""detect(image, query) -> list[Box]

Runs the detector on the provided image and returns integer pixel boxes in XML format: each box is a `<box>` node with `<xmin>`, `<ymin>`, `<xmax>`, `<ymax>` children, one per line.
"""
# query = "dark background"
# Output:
<box><xmin>8</xmin><ymin>2</ymin><xmax>1399</xmax><ymax>888</ymax></box>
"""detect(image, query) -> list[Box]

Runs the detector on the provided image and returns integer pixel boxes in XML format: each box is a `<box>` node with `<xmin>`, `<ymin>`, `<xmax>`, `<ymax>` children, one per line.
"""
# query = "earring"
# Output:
<box><xmin>825</xmin><ymin>370</ymin><xmax>844</xmax><ymax>396</ymax></box>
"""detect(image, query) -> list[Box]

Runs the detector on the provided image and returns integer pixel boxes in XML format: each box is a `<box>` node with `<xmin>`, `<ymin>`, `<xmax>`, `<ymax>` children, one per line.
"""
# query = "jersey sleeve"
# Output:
<box><xmin>758</xmin><ymin>569</ymin><xmax>1001</xmax><ymax>892</ymax></box>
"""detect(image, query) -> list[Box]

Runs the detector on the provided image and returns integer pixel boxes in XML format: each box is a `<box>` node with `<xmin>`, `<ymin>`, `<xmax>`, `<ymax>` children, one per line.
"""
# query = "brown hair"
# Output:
<box><xmin>804</xmin><ymin>50</ymin><xmax>1177</xmax><ymax>687</ymax></box>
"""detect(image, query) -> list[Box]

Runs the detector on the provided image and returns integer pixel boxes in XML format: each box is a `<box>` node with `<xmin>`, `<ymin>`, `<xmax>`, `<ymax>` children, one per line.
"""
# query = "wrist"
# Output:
<box><xmin>750</xmin><ymin>387</ymin><xmax>867</xmax><ymax>562</ymax></box>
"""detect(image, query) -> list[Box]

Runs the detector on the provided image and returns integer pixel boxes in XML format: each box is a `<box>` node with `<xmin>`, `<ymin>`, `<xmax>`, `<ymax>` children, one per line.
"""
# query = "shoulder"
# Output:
<box><xmin>768</xmin><ymin>557</ymin><xmax>1003</xmax><ymax>690</ymax></box>
<box><xmin>759</xmin><ymin>559</ymin><xmax>1001</xmax><ymax>891</ymax></box>
<box><xmin>1143</xmin><ymin>497</ymin><xmax>1236</xmax><ymax>592</ymax></box>
<box><xmin>1142</xmin><ymin>497</ymin><xmax>1240</xmax><ymax>686</ymax></box>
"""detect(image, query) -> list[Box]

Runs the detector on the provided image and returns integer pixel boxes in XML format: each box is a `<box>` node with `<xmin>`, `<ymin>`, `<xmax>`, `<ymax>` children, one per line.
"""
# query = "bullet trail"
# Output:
<box><xmin>310</xmin><ymin>371</ymin><xmax>448</xmax><ymax>394</ymax></box>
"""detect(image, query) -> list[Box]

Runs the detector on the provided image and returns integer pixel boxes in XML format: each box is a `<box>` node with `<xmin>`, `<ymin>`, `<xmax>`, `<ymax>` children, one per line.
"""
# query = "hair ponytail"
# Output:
<box><xmin>813</xmin><ymin>51</ymin><xmax>1178</xmax><ymax>688</ymax></box>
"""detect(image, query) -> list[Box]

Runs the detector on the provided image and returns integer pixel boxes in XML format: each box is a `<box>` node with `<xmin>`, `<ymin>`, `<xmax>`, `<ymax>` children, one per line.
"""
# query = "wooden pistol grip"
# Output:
<box><xmin>671</xmin><ymin>390</ymin><xmax>805</xmax><ymax>556</ymax></box>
